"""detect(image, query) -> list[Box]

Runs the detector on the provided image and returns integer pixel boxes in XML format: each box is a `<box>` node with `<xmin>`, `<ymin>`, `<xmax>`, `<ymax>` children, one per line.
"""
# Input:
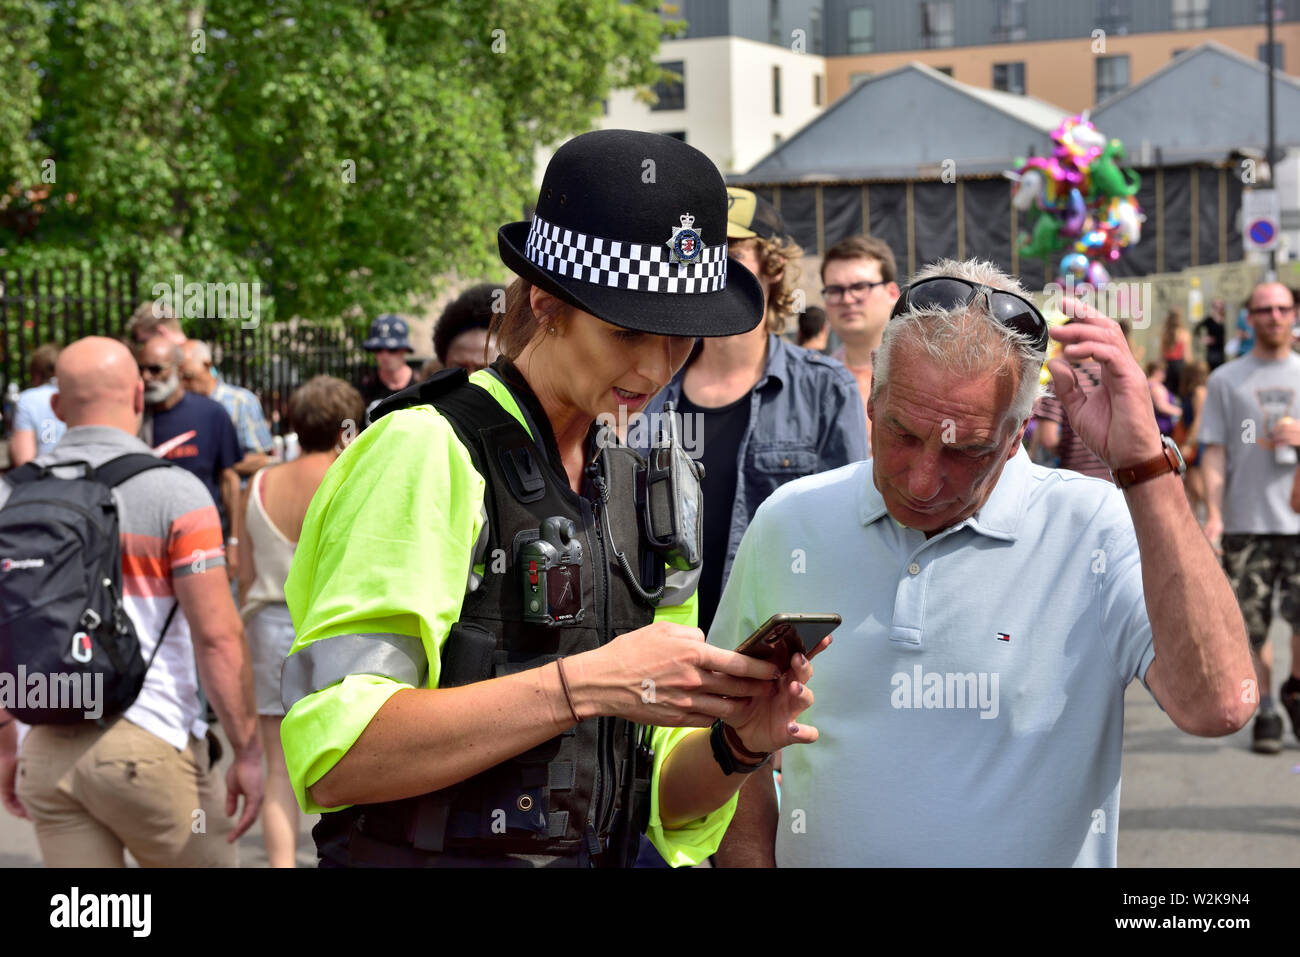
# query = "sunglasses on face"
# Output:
<box><xmin>138</xmin><ymin>363</ymin><xmax>171</xmax><ymax>375</ymax></box>
<box><xmin>1248</xmin><ymin>303</ymin><xmax>1296</xmax><ymax>318</ymax></box>
<box><xmin>821</xmin><ymin>279</ymin><xmax>887</xmax><ymax>303</ymax></box>
<box><xmin>890</xmin><ymin>277</ymin><xmax>1049</xmax><ymax>354</ymax></box>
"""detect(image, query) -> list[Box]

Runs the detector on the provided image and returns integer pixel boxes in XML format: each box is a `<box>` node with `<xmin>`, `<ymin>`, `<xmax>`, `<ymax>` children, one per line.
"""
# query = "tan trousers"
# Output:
<box><xmin>16</xmin><ymin>717</ymin><xmax>236</xmax><ymax>867</ymax></box>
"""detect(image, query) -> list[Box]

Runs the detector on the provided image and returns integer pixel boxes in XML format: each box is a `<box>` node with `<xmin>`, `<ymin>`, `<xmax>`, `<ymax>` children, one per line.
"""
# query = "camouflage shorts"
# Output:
<box><xmin>1220</xmin><ymin>534</ymin><xmax>1300</xmax><ymax>649</ymax></box>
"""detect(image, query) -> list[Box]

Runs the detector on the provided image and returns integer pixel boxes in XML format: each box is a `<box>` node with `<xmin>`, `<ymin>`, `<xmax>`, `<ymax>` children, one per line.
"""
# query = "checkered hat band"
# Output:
<box><xmin>524</xmin><ymin>214</ymin><xmax>728</xmax><ymax>294</ymax></box>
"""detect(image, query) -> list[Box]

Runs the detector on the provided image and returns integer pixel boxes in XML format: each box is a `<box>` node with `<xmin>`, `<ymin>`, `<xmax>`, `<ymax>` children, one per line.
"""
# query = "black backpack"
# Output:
<box><xmin>0</xmin><ymin>454</ymin><xmax>179</xmax><ymax>725</ymax></box>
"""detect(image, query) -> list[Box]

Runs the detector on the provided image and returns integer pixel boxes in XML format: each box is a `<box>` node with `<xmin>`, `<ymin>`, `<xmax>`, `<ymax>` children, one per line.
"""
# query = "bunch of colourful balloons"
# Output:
<box><xmin>1007</xmin><ymin>112</ymin><xmax>1144</xmax><ymax>287</ymax></box>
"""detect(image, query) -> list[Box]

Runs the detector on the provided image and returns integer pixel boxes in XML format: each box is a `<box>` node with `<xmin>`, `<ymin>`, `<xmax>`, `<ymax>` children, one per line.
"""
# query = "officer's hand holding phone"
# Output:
<box><xmin>564</xmin><ymin>616</ymin><xmax>827</xmax><ymax>754</ymax></box>
<box><xmin>564</xmin><ymin>621</ymin><xmax>784</xmax><ymax>730</ymax></box>
<box><xmin>724</xmin><ymin>614</ymin><xmax>836</xmax><ymax>754</ymax></box>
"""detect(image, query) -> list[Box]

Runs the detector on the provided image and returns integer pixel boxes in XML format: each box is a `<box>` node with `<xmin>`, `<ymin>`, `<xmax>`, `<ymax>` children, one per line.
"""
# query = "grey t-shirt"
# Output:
<box><xmin>1198</xmin><ymin>352</ymin><xmax>1300</xmax><ymax>535</ymax></box>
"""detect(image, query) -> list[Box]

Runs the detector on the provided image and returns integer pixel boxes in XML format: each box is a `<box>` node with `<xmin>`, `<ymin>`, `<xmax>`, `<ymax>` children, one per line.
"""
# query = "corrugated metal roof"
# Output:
<box><xmin>733</xmin><ymin>43</ymin><xmax>1300</xmax><ymax>185</ymax></box>
<box><xmin>738</xmin><ymin>62</ymin><xmax>1066</xmax><ymax>185</ymax></box>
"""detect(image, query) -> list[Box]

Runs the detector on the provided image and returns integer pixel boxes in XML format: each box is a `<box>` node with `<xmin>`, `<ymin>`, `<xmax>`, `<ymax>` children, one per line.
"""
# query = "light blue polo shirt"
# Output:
<box><xmin>710</xmin><ymin>447</ymin><xmax>1156</xmax><ymax>867</ymax></box>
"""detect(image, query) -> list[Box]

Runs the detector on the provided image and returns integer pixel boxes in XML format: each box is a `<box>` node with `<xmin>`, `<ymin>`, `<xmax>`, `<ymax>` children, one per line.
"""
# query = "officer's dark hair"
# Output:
<box><xmin>490</xmin><ymin>279</ymin><xmax>568</xmax><ymax>361</ymax></box>
<box><xmin>434</xmin><ymin>283</ymin><xmax>505</xmax><ymax>364</ymax></box>
<box><xmin>289</xmin><ymin>375</ymin><xmax>364</xmax><ymax>453</ymax></box>
<box><xmin>796</xmin><ymin>307</ymin><xmax>827</xmax><ymax>345</ymax></box>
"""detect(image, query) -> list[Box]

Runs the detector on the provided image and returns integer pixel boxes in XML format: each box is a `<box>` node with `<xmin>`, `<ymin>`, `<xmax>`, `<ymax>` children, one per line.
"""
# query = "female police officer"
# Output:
<box><xmin>277</xmin><ymin>130</ymin><xmax>823</xmax><ymax>867</ymax></box>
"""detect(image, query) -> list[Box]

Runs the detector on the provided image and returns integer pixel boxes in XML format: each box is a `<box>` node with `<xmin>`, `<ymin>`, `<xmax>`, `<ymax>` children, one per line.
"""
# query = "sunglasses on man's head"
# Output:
<box><xmin>890</xmin><ymin>277</ymin><xmax>1049</xmax><ymax>354</ymax></box>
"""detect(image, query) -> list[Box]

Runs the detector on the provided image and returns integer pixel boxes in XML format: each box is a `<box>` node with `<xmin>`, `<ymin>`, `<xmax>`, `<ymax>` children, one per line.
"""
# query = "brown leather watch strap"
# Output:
<box><xmin>1113</xmin><ymin>440</ymin><xmax>1181</xmax><ymax>489</ymax></box>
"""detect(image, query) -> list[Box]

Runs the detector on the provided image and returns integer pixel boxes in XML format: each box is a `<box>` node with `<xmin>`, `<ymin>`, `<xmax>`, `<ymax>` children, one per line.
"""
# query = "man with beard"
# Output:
<box><xmin>138</xmin><ymin>336</ymin><xmax>242</xmax><ymax>577</ymax></box>
<box><xmin>1201</xmin><ymin>281</ymin><xmax>1300</xmax><ymax>753</ymax></box>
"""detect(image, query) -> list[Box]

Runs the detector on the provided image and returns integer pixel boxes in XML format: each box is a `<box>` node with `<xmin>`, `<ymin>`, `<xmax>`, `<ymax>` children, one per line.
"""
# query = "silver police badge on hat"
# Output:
<box><xmin>666</xmin><ymin>213</ymin><xmax>703</xmax><ymax>265</ymax></box>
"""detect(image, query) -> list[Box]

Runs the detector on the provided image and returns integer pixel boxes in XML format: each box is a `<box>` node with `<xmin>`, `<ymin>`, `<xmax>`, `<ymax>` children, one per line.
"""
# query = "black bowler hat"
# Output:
<box><xmin>498</xmin><ymin>129</ymin><xmax>763</xmax><ymax>338</ymax></box>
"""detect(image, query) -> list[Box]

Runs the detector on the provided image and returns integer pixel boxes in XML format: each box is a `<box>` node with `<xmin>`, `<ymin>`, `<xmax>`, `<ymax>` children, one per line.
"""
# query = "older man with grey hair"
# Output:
<box><xmin>137</xmin><ymin>335</ymin><xmax>243</xmax><ymax>577</ymax></box>
<box><xmin>180</xmin><ymin>339</ymin><xmax>273</xmax><ymax>478</ymax></box>
<box><xmin>709</xmin><ymin>258</ymin><xmax>1255</xmax><ymax>867</ymax></box>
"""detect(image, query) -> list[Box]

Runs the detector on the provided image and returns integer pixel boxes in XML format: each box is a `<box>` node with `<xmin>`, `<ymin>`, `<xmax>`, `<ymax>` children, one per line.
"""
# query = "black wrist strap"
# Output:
<box><xmin>709</xmin><ymin>720</ymin><xmax>771</xmax><ymax>775</ymax></box>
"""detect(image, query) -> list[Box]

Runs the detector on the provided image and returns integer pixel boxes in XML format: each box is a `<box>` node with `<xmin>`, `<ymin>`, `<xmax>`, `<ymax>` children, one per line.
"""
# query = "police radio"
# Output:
<box><xmin>642</xmin><ymin>401</ymin><xmax>704</xmax><ymax>571</ymax></box>
<box><xmin>518</xmin><ymin>517</ymin><xmax>584</xmax><ymax>626</ymax></box>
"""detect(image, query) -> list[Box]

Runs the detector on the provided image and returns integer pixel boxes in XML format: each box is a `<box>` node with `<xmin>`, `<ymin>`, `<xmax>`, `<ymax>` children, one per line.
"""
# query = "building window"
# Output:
<box><xmin>769</xmin><ymin>0</ymin><xmax>782</xmax><ymax>45</ymax></box>
<box><xmin>650</xmin><ymin>60</ymin><xmax>685</xmax><ymax>111</ymax></box>
<box><xmin>774</xmin><ymin>132</ymin><xmax>784</xmax><ymax>148</ymax></box>
<box><xmin>1172</xmin><ymin>48</ymin><xmax>1188</xmax><ymax>59</ymax></box>
<box><xmin>810</xmin><ymin>8</ymin><xmax>824</xmax><ymax>54</ymax></box>
<box><xmin>992</xmin><ymin>0</ymin><xmax>1027</xmax><ymax>42</ymax></box>
<box><xmin>933</xmin><ymin>65</ymin><xmax>954</xmax><ymax>76</ymax></box>
<box><xmin>1259</xmin><ymin>43</ymin><xmax>1285</xmax><ymax>71</ymax></box>
<box><xmin>993</xmin><ymin>62</ymin><xmax>1025</xmax><ymax>94</ymax></box>
<box><xmin>848</xmin><ymin>5</ymin><xmax>874</xmax><ymax>54</ymax></box>
<box><xmin>1171</xmin><ymin>0</ymin><xmax>1209</xmax><ymax>29</ymax></box>
<box><xmin>1095</xmin><ymin>54</ymin><xmax>1130</xmax><ymax>102</ymax></box>
<box><xmin>773</xmin><ymin>65</ymin><xmax>782</xmax><ymax>115</ymax></box>
<box><xmin>662</xmin><ymin>131</ymin><xmax>687</xmax><ymax>142</ymax></box>
<box><xmin>920</xmin><ymin>1</ymin><xmax>955</xmax><ymax>49</ymax></box>
<box><xmin>814</xmin><ymin>74</ymin><xmax>824</xmax><ymax>106</ymax></box>
<box><xmin>850</xmin><ymin>71</ymin><xmax>873</xmax><ymax>87</ymax></box>
<box><xmin>601</xmin><ymin>99</ymin><xmax>609</xmax><ymax>115</ymax></box>
<box><xmin>1096</xmin><ymin>0</ymin><xmax>1130</xmax><ymax>36</ymax></box>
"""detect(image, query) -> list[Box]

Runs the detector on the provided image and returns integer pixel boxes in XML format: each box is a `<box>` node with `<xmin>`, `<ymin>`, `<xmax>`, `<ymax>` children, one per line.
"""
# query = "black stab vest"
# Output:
<box><xmin>314</xmin><ymin>366</ymin><xmax>663</xmax><ymax>867</ymax></box>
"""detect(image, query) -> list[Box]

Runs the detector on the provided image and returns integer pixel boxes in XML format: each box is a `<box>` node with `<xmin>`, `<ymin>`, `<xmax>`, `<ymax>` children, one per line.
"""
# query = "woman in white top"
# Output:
<box><xmin>238</xmin><ymin>376</ymin><xmax>363</xmax><ymax>867</ymax></box>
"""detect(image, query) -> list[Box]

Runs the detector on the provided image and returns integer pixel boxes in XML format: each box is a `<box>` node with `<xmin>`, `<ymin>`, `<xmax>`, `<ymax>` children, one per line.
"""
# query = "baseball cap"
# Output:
<box><xmin>726</xmin><ymin>187</ymin><xmax>788</xmax><ymax>242</ymax></box>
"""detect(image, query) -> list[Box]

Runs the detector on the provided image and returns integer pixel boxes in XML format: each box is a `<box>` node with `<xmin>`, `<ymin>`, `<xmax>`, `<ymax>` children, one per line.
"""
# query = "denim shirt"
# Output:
<box><xmin>645</xmin><ymin>333</ymin><xmax>868</xmax><ymax>590</ymax></box>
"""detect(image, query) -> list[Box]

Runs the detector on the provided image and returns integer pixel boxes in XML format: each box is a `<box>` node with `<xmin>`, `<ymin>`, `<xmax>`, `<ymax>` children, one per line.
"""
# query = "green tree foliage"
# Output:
<box><xmin>0</xmin><ymin>0</ymin><xmax>676</xmax><ymax>320</ymax></box>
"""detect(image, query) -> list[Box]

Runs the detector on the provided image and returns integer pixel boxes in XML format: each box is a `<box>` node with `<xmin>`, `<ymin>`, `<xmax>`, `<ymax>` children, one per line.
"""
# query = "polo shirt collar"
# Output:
<box><xmin>857</xmin><ymin>446</ymin><xmax>1031</xmax><ymax>542</ymax></box>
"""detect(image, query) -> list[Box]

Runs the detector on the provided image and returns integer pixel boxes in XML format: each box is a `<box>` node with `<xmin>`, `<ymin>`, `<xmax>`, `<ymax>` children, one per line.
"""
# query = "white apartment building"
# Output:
<box><xmin>533</xmin><ymin>34</ymin><xmax>828</xmax><ymax>185</ymax></box>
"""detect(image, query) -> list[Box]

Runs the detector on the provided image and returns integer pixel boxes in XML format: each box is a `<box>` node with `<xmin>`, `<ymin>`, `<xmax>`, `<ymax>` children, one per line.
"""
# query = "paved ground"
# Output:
<box><xmin>1117</xmin><ymin>617</ymin><xmax>1299</xmax><ymax>867</ymax></box>
<box><xmin>2</xmin><ymin>621</ymin><xmax>1297</xmax><ymax>868</ymax></box>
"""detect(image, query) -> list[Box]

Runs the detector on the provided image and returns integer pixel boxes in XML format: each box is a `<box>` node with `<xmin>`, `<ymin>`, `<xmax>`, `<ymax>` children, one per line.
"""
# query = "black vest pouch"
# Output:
<box><xmin>439</xmin><ymin>621</ymin><xmax>496</xmax><ymax>688</ymax></box>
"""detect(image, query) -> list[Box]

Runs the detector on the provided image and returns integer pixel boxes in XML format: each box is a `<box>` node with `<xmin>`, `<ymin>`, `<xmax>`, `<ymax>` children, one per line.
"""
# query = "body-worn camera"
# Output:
<box><xmin>643</xmin><ymin>402</ymin><xmax>704</xmax><ymax>571</ymax></box>
<box><xmin>518</xmin><ymin>517</ymin><xmax>584</xmax><ymax>626</ymax></box>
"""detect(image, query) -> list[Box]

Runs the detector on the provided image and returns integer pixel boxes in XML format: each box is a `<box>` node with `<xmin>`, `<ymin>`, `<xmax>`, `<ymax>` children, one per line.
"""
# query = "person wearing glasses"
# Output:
<box><xmin>819</xmin><ymin>235</ymin><xmax>901</xmax><ymax>441</ymax></box>
<box><xmin>711</xmin><ymin>258</ymin><xmax>1255</xmax><ymax>866</ymax></box>
<box><xmin>1199</xmin><ymin>281</ymin><xmax>1300</xmax><ymax>754</ymax></box>
<box><xmin>136</xmin><ymin>335</ymin><xmax>242</xmax><ymax>578</ymax></box>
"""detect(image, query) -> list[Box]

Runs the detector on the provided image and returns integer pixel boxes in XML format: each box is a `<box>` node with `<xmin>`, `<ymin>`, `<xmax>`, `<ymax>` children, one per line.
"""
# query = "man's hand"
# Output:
<box><xmin>0</xmin><ymin>751</ymin><xmax>29</xmax><ymax>820</ymax></box>
<box><xmin>1203</xmin><ymin>514</ymin><xmax>1224</xmax><ymax>553</ymax></box>
<box><xmin>224</xmin><ymin>749</ymin><xmax>264</xmax><ymax>842</ymax></box>
<box><xmin>1271</xmin><ymin>417</ymin><xmax>1300</xmax><ymax>449</ymax></box>
<box><xmin>1046</xmin><ymin>297</ymin><xmax>1164</xmax><ymax>471</ymax></box>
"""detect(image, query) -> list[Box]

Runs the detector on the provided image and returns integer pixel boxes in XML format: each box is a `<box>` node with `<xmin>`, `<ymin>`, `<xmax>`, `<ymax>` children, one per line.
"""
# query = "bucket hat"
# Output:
<box><xmin>498</xmin><ymin>129</ymin><xmax>763</xmax><ymax>338</ymax></box>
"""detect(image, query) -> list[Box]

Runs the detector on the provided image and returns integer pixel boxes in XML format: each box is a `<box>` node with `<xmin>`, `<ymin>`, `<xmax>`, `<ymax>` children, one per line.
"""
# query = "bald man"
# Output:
<box><xmin>1200</xmin><ymin>281</ymin><xmax>1300</xmax><ymax>753</ymax></box>
<box><xmin>0</xmin><ymin>337</ymin><xmax>263</xmax><ymax>865</ymax></box>
<box><xmin>138</xmin><ymin>336</ymin><xmax>242</xmax><ymax>576</ymax></box>
<box><xmin>180</xmin><ymin>340</ymin><xmax>272</xmax><ymax>478</ymax></box>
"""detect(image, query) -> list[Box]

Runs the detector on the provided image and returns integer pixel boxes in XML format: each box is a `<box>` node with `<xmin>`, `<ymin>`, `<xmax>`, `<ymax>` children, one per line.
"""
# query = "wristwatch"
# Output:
<box><xmin>709</xmin><ymin>720</ymin><xmax>772</xmax><ymax>775</ymax></box>
<box><xmin>1111</xmin><ymin>435</ymin><xmax>1187</xmax><ymax>489</ymax></box>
